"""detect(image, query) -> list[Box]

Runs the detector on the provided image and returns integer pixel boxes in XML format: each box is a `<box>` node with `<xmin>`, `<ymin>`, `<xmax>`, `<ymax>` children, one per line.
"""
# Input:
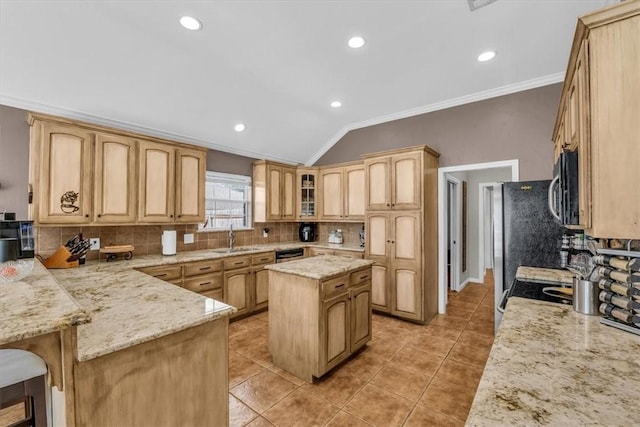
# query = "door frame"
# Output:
<box><xmin>478</xmin><ymin>182</ymin><xmax>500</xmax><ymax>282</ymax></box>
<box><xmin>445</xmin><ymin>175</ymin><xmax>462</xmax><ymax>294</ymax></box>
<box><xmin>437</xmin><ymin>160</ymin><xmax>519</xmax><ymax>314</ymax></box>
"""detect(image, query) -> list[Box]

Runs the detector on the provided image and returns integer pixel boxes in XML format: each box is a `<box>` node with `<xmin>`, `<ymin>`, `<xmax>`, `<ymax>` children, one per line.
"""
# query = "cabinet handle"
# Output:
<box><xmin>260</xmin><ymin>257</ymin><xmax>270</xmax><ymax>262</ymax></box>
<box><xmin>391</xmin><ymin>203</ymin><xmax>395</xmax><ymax>207</ymax></box>
<box><xmin>359</xmin><ymin>275</ymin><xmax>369</xmax><ymax>280</ymax></box>
<box><xmin>387</xmin><ymin>240</ymin><xmax>390</xmax><ymax>243</ymax></box>
<box><xmin>97</xmin><ymin>214</ymin><xmax>102</xmax><ymax>218</ymax></box>
<box><xmin>85</xmin><ymin>214</ymin><xmax>89</xmax><ymax>217</ymax></box>
<box><xmin>391</xmin><ymin>240</ymin><xmax>395</xmax><ymax>244</ymax></box>
<box><xmin>154</xmin><ymin>273</ymin><xmax>168</xmax><ymax>278</ymax></box>
<box><xmin>335</xmin><ymin>284</ymin><xmax>345</xmax><ymax>289</ymax></box>
<box><xmin>170</xmin><ymin>214</ymin><xmax>174</xmax><ymax>218</ymax></box>
<box><xmin>386</xmin><ymin>203</ymin><xmax>390</xmax><ymax>207</ymax></box>
<box><xmin>199</xmin><ymin>281</ymin><xmax>212</xmax><ymax>286</ymax></box>
<box><xmin>199</xmin><ymin>266</ymin><xmax>211</xmax><ymax>271</ymax></box>
<box><xmin>234</xmin><ymin>261</ymin><xmax>243</xmax><ymax>265</ymax></box>
<box><xmin>178</xmin><ymin>215</ymin><xmax>182</xmax><ymax>218</ymax></box>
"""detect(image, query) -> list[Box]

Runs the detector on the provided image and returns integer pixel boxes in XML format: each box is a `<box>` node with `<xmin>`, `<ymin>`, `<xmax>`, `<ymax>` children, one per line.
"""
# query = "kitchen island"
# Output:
<box><xmin>466</xmin><ymin>296</ymin><xmax>640</xmax><ymax>425</ymax></box>
<box><xmin>266</xmin><ymin>255</ymin><xmax>374</xmax><ymax>383</ymax></box>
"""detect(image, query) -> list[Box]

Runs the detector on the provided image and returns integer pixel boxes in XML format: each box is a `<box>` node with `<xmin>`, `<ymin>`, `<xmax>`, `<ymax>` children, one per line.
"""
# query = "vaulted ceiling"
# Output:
<box><xmin>0</xmin><ymin>0</ymin><xmax>614</xmax><ymax>165</ymax></box>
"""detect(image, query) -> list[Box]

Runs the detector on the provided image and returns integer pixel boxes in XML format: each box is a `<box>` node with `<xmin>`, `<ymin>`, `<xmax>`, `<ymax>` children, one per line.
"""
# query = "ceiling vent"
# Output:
<box><xmin>468</xmin><ymin>0</ymin><xmax>499</xmax><ymax>11</ymax></box>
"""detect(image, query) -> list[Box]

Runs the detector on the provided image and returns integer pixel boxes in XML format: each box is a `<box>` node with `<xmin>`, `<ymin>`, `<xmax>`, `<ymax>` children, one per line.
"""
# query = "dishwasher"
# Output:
<box><xmin>275</xmin><ymin>248</ymin><xmax>305</xmax><ymax>263</ymax></box>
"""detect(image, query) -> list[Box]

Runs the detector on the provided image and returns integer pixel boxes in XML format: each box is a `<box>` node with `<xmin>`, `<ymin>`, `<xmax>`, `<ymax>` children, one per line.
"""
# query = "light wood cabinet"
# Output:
<box><xmin>296</xmin><ymin>168</ymin><xmax>319</xmax><ymax>220</ymax></box>
<box><xmin>30</xmin><ymin>122</ymin><xmax>93</xmax><ymax>224</ymax></box>
<box><xmin>364</xmin><ymin>145</ymin><xmax>439</xmax><ymax>323</ymax></box>
<box><xmin>318</xmin><ymin>162</ymin><xmax>365</xmax><ymax>222</ymax></box>
<box><xmin>28</xmin><ymin>113</ymin><xmax>206</xmax><ymax>226</ymax></box>
<box><xmin>553</xmin><ymin>2</ymin><xmax>640</xmax><ymax>238</ymax></box>
<box><xmin>269</xmin><ymin>265</ymin><xmax>372</xmax><ymax>383</ymax></box>
<box><xmin>250</xmin><ymin>252</ymin><xmax>275</xmax><ymax>311</ymax></box>
<box><xmin>94</xmin><ymin>133</ymin><xmax>137</xmax><ymax>223</ymax></box>
<box><xmin>138</xmin><ymin>142</ymin><xmax>205</xmax><ymax>224</ymax></box>
<box><xmin>364</xmin><ymin>150</ymin><xmax>423</xmax><ymax>211</ymax></box>
<box><xmin>253</xmin><ymin>160</ymin><xmax>296</xmax><ymax>222</ymax></box>
<box><xmin>224</xmin><ymin>266</ymin><xmax>251</xmax><ymax>319</ymax></box>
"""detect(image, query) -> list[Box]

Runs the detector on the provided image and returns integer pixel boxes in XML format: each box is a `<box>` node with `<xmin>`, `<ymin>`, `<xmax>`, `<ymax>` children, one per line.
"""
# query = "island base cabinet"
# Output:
<box><xmin>72</xmin><ymin>319</ymin><xmax>228</xmax><ymax>427</ymax></box>
<box><xmin>320</xmin><ymin>293</ymin><xmax>350</xmax><ymax>374</ymax></box>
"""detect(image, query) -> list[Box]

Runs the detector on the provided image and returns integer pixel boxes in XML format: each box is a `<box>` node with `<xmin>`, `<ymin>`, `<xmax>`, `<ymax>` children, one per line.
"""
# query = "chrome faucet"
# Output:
<box><xmin>228</xmin><ymin>223</ymin><xmax>235</xmax><ymax>251</ymax></box>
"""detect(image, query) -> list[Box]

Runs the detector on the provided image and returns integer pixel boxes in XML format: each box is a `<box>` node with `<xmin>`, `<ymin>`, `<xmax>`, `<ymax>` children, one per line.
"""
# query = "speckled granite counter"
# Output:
<box><xmin>265</xmin><ymin>254</ymin><xmax>373</xmax><ymax>280</ymax></box>
<box><xmin>466</xmin><ymin>297</ymin><xmax>640</xmax><ymax>426</ymax></box>
<box><xmin>516</xmin><ymin>266</ymin><xmax>575</xmax><ymax>285</ymax></box>
<box><xmin>0</xmin><ymin>259</ymin><xmax>90</xmax><ymax>346</ymax></box>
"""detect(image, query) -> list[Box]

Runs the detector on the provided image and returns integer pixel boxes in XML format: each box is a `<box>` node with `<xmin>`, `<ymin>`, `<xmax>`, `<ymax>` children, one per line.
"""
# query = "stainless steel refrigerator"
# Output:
<box><xmin>493</xmin><ymin>180</ymin><xmax>566</xmax><ymax>329</ymax></box>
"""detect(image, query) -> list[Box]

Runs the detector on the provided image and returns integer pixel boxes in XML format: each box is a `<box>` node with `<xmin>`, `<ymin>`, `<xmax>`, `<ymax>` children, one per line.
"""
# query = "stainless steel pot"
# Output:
<box><xmin>573</xmin><ymin>278</ymin><xmax>600</xmax><ymax>315</ymax></box>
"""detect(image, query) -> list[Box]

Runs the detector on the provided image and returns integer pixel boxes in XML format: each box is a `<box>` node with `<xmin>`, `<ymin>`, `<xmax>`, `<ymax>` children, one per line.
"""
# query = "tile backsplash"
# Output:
<box><xmin>35</xmin><ymin>222</ymin><xmax>365</xmax><ymax>261</ymax></box>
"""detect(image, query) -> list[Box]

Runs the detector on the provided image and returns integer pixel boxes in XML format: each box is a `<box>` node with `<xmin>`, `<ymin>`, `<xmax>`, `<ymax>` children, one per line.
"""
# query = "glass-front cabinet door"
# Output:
<box><xmin>296</xmin><ymin>168</ymin><xmax>318</xmax><ymax>220</ymax></box>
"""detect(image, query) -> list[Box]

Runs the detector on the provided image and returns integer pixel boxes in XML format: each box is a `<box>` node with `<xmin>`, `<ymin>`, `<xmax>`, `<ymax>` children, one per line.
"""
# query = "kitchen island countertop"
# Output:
<box><xmin>466</xmin><ymin>297</ymin><xmax>640</xmax><ymax>425</ymax></box>
<box><xmin>516</xmin><ymin>265</ymin><xmax>575</xmax><ymax>284</ymax></box>
<box><xmin>265</xmin><ymin>254</ymin><xmax>373</xmax><ymax>280</ymax></box>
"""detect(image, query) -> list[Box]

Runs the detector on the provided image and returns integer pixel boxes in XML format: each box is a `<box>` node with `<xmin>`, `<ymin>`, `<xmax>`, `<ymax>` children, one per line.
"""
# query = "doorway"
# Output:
<box><xmin>437</xmin><ymin>160</ymin><xmax>519</xmax><ymax>314</ymax></box>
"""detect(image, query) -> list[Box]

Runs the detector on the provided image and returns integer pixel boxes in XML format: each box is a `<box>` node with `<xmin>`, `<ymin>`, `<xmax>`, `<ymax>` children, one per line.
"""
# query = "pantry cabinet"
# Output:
<box><xmin>552</xmin><ymin>1</ymin><xmax>640</xmax><ymax>238</ymax></box>
<box><xmin>28</xmin><ymin>113</ymin><xmax>206</xmax><ymax>226</ymax></box>
<box><xmin>253</xmin><ymin>160</ymin><xmax>296</xmax><ymax>222</ymax></box>
<box><xmin>318</xmin><ymin>161</ymin><xmax>365</xmax><ymax>222</ymax></box>
<box><xmin>364</xmin><ymin>145</ymin><xmax>439</xmax><ymax>323</ymax></box>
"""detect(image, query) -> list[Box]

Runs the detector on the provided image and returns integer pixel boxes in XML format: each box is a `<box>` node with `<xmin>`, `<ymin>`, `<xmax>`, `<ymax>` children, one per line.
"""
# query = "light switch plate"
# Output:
<box><xmin>89</xmin><ymin>238</ymin><xmax>100</xmax><ymax>251</ymax></box>
<box><xmin>184</xmin><ymin>233</ymin><xmax>194</xmax><ymax>244</ymax></box>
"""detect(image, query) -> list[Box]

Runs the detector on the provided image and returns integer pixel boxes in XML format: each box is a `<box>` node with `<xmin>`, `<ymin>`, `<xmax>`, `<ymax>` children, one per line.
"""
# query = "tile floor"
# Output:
<box><xmin>228</xmin><ymin>271</ymin><xmax>495</xmax><ymax>426</ymax></box>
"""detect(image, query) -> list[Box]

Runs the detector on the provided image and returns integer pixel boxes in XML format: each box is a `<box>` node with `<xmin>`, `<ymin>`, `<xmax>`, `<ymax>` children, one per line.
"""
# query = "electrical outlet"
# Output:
<box><xmin>184</xmin><ymin>233</ymin><xmax>194</xmax><ymax>244</ymax></box>
<box><xmin>89</xmin><ymin>238</ymin><xmax>100</xmax><ymax>251</ymax></box>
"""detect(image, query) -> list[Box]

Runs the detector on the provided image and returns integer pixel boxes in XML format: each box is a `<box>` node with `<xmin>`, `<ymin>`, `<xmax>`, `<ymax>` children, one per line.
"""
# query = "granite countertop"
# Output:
<box><xmin>265</xmin><ymin>254</ymin><xmax>373</xmax><ymax>280</ymax></box>
<box><xmin>0</xmin><ymin>260</ymin><xmax>90</xmax><ymax>346</ymax></box>
<box><xmin>516</xmin><ymin>266</ymin><xmax>575</xmax><ymax>285</ymax></box>
<box><xmin>466</xmin><ymin>297</ymin><xmax>640</xmax><ymax>425</ymax></box>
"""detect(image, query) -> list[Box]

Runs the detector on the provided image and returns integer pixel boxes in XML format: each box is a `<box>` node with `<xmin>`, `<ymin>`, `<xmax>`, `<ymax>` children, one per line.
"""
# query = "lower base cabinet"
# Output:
<box><xmin>269</xmin><ymin>267</ymin><xmax>372</xmax><ymax>383</ymax></box>
<box><xmin>223</xmin><ymin>267</ymin><xmax>251</xmax><ymax>318</ymax></box>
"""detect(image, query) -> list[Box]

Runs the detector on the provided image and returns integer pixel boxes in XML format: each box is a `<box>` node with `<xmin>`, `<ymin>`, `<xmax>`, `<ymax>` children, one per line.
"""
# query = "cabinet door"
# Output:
<box><xmin>37</xmin><ymin>123</ymin><xmax>93</xmax><ymax>224</ymax></box>
<box><xmin>391</xmin><ymin>212</ymin><xmax>422</xmax><ymax>320</ymax></box>
<box><xmin>320</xmin><ymin>167</ymin><xmax>344</xmax><ymax>220</ymax></box>
<box><xmin>365</xmin><ymin>158</ymin><xmax>390</xmax><ymax>211</ymax></box>
<box><xmin>366</xmin><ymin>213</ymin><xmax>390</xmax><ymax>312</ymax></box>
<box><xmin>282</xmin><ymin>167</ymin><xmax>296</xmax><ymax>221</ymax></box>
<box><xmin>175</xmin><ymin>148</ymin><xmax>206</xmax><ymax>223</ymax></box>
<box><xmin>296</xmin><ymin>169</ymin><xmax>318</xmax><ymax>220</ymax></box>
<box><xmin>391</xmin><ymin>153</ymin><xmax>421</xmax><ymax>210</ymax></box>
<box><xmin>321</xmin><ymin>292</ymin><xmax>350</xmax><ymax>373</ymax></box>
<box><xmin>94</xmin><ymin>133</ymin><xmax>137</xmax><ymax>223</ymax></box>
<box><xmin>371</xmin><ymin>264</ymin><xmax>389</xmax><ymax>312</ymax></box>
<box><xmin>224</xmin><ymin>268</ymin><xmax>251</xmax><ymax>318</ymax></box>
<box><xmin>350</xmin><ymin>283</ymin><xmax>372</xmax><ymax>352</ymax></box>
<box><xmin>344</xmin><ymin>164</ymin><xmax>365</xmax><ymax>221</ymax></box>
<box><xmin>576</xmin><ymin>40</ymin><xmax>591</xmax><ymax>229</ymax></box>
<box><xmin>253</xmin><ymin>267</ymin><xmax>269</xmax><ymax>310</ymax></box>
<box><xmin>266</xmin><ymin>165</ymin><xmax>283</xmax><ymax>221</ymax></box>
<box><xmin>138</xmin><ymin>140</ymin><xmax>175</xmax><ymax>222</ymax></box>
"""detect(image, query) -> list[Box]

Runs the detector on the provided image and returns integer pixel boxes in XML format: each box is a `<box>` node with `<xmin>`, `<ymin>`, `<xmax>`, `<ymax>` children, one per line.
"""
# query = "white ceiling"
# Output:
<box><xmin>0</xmin><ymin>0</ymin><xmax>615</xmax><ymax>165</ymax></box>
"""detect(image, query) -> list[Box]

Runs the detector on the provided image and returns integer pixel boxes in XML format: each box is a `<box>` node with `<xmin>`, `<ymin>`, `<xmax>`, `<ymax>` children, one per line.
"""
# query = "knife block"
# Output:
<box><xmin>43</xmin><ymin>246</ymin><xmax>79</xmax><ymax>269</ymax></box>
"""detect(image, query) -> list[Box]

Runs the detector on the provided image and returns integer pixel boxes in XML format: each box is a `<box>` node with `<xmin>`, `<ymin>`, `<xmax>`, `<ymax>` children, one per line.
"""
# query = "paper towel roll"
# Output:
<box><xmin>162</xmin><ymin>230</ymin><xmax>177</xmax><ymax>256</ymax></box>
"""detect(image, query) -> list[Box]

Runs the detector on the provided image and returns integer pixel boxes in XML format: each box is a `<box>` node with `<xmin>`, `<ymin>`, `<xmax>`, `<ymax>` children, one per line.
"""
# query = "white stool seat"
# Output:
<box><xmin>0</xmin><ymin>349</ymin><xmax>47</xmax><ymax>388</ymax></box>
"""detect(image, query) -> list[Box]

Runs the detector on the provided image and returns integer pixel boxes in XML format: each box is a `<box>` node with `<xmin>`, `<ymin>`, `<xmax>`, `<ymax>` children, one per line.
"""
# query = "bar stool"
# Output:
<box><xmin>0</xmin><ymin>350</ymin><xmax>48</xmax><ymax>427</ymax></box>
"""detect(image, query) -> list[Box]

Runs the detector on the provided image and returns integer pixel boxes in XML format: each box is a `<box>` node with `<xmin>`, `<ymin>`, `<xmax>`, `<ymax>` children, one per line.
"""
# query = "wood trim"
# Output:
<box><xmin>360</xmin><ymin>144</ymin><xmax>440</xmax><ymax>159</ymax></box>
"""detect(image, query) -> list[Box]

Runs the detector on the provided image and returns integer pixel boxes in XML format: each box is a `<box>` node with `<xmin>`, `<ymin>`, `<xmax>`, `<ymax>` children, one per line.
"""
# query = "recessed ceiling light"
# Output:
<box><xmin>330</xmin><ymin>101</ymin><xmax>342</xmax><ymax>108</ymax></box>
<box><xmin>477</xmin><ymin>50</ymin><xmax>496</xmax><ymax>62</ymax></box>
<box><xmin>234</xmin><ymin>123</ymin><xmax>246</xmax><ymax>132</ymax></box>
<box><xmin>180</xmin><ymin>16</ymin><xmax>202</xmax><ymax>31</ymax></box>
<box><xmin>348</xmin><ymin>36</ymin><xmax>366</xmax><ymax>49</ymax></box>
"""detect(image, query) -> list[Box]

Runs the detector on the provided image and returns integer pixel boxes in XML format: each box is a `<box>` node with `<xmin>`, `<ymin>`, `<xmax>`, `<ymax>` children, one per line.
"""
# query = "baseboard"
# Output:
<box><xmin>459</xmin><ymin>277</ymin><xmax>482</xmax><ymax>291</ymax></box>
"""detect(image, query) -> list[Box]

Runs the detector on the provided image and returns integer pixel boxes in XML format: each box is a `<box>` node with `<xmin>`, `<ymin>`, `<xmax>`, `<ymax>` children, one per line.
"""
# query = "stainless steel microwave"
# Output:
<box><xmin>548</xmin><ymin>151</ymin><xmax>579</xmax><ymax>226</ymax></box>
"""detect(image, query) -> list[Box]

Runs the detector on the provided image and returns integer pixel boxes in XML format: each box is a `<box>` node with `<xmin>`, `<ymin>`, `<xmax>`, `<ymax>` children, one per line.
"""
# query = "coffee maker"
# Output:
<box><xmin>299</xmin><ymin>223</ymin><xmax>316</xmax><ymax>242</ymax></box>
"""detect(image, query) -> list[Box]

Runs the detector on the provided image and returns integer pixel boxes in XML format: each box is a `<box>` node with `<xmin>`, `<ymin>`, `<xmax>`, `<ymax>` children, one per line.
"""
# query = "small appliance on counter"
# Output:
<box><xmin>328</xmin><ymin>229</ymin><xmax>343</xmax><ymax>244</ymax></box>
<box><xmin>162</xmin><ymin>230</ymin><xmax>177</xmax><ymax>255</ymax></box>
<box><xmin>359</xmin><ymin>226</ymin><xmax>365</xmax><ymax>248</ymax></box>
<box><xmin>0</xmin><ymin>220</ymin><xmax>34</xmax><ymax>259</ymax></box>
<box><xmin>299</xmin><ymin>223</ymin><xmax>316</xmax><ymax>242</ymax></box>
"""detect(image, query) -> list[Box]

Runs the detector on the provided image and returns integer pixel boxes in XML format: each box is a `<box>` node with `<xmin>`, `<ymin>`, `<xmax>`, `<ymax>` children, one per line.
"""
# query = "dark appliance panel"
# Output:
<box><xmin>299</xmin><ymin>223</ymin><xmax>316</xmax><ymax>242</ymax></box>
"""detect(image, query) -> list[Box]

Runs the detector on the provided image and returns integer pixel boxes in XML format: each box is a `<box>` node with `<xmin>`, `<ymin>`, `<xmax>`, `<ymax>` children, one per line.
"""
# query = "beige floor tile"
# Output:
<box><xmin>390</xmin><ymin>346</ymin><xmax>444</xmax><ymax>377</ymax></box>
<box><xmin>229</xmin><ymin>351</ymin><xmax>266</xmax><ymax>388</ymax></box>
<box><xmin>364</xmin><ymin>337</ymin><xmax>403</xmax><ymax>361</ymax></box>
<box><xmin>431</xmin><ymin>359</ymin><xmax>485</xmax><ymax>389</ymax></box>
<box><xmin>230</xmin><ymin>394</ymin><xmax>259</xmax><ymax>427</ymax></box>
<box><xmin>267</xmin><ymin>365</ymin><xmax>307</xmax><ymax>387</ymax></box>
<box><xmin>428</xmin><ymin>315</ymin><xmax>467</xmax><ymax>330</ymax></box>
<box><xmin>230</xmin><ymin>370</ymin><xmax>298</xmax><ymax>413</ymax></box>
<box><xmin>324</xmin><ymin>410</ymin><xmax>373</xmax><ymax>427</ymax></box>
<box><xmin>303</xmin><ymin>368</ymin><xmax>367</xmax><ymax>407</ymax></box>
<box><xmin>344</xmin><ymin>384</ymin><xmax>414</xmax><ymax>427</ymax></box>
<box><xmin>369</xmin><ymin>365</ymin><xmax>431</xmax><ymax>402</ymax></box>
<box><xmin>339</xmin><ymin>352</ymin><xmax>386</xmax><ymax>382</ymax></box>
<box><xmin>405</xmin><ymin>333</ymin><xmax>456</xmax><ymax>358</ymax></box>
<box><xmin>446</xmin><ymin>299</ymin><xmax>479</xmax><ymax>312</ymax></box>
<box><xmin>420</xmin><ymin>324</ymin><xmax>463</xmax><ymax>342</ymax></box>
<box><xmin>246</xmin><ymin>416</ymin><xmax>275</xmax><ymax>426</ymax></box>
<box><xmin>458</xmin><ymin>330</ymin><xmax>494</xmax><ymax>349</ymax></box>
<box><xmin>419</xmin><ymin>379</ymin><xmax>478</xmax><ymax>422</ymax></box>
<box><xmin>448</xmin><ymin>340</ymin><xmax>491</xmax><ymax>368</ymax></box>
<box><xmin>403</xmin><ymin>405</ymin><xmax>465</xmax><ymax>427</ymax></box>
<box><xmin>463</xmin><ymin>318</ymin><xmax>495</xmax><ymax>337</ymax></box>
<box><xmin>263</xmin><ymin>388</ymin><xmax>339</xmax><ymax>427</ymax></box>
<box><xmin>438</xmin><ymin>307</ymin><xmax>474</xmax><ymax>321</ymax></box>
<box><xmin>229</xmin><ymin>321</ymin><xmax>250</xmax><ymax>338</ymax></box>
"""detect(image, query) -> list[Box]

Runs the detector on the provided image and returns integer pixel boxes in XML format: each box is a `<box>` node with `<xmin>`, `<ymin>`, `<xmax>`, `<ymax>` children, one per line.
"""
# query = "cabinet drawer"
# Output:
<box><xmin>138</xmin><ymin>265</ymin><xmax>182</xmax><ymax>281</ymax></box>
<box><xmin>168</xmin><ymin>278</ymin><xmax>183</xmax><ymax>287</ymax></box>
<box><xmin>223</xmin><ymin>256</ymin><xmax>251</xmax><ymax>270</ymax></box>
<box><xmin>334</xmin><ymin>250</ymin><xmax>364</xmax><ymax>259</ymax></box>
<box><xmin>350</xmin><ymin>268</ymin><xmax>371</xmax><ymax>285</ymax></box>
<box><xmin>310</xmin><ymin>248</ymin><xmax>334</xmax><ymax>256</ymax></box>
<box><xmin>183</xmin><ymin>273</ymin><xmax>223</xmax><ymax>293</ymax></box>
<box><xmin>183</xmin><ymin>259</ymin><xmax>223</xmax><ymax>277</ymax></box>
<box><xmin>251</xmin><ymin>252</ymin><xmax>275</xmax><ymax>266</ymax></box>
<box><xmin>200</xmin><ymin>288</ymin><xmax>223</xmax><ymax>301</ymax></box>
<box><xmin>322</xmin><ymin>274</ymin><xmax>350</xmax><ymax>298</ymax></box>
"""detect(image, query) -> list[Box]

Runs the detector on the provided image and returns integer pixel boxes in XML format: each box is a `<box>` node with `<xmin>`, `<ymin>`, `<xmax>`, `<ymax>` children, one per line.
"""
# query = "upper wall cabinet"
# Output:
<box><xmin>552</xmin><ymin>1</ymin><xmax>640</xmax><ymax>238</ymax></box>
<box><xmin>253</xmin><ymin>160</ymin><xmax>296</xmax><ymax>222</ymax></box>
<box><xmin>28</xmin><ymin>113</ymin><xmax>206</xmax><ymax>226</ymax></box>
<box><xmin>318</xmin><ymin>162</ymin><xmax>365</xmax><ymax>222</ymax></box>
<box><xmin>30</xmin><ymin>122</ymin><xmax>93</xmax><ymax>224</ymax></box>
<box><xmin>296</xmin><ymin>168</ymin><xmax>319</xmax><ymax>221</ymax></box>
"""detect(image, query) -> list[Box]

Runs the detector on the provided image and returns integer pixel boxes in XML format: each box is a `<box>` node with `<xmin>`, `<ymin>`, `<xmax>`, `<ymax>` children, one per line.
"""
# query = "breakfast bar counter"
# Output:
<box><xmin>466</xmin><ymin>297</ymin><xmax>640</xmax><ymax>425</ymax></box>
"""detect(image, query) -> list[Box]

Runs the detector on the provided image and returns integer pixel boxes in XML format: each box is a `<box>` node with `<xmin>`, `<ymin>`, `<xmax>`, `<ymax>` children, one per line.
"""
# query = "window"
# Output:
<box><xmin>200</xmin><ymin>171</ymin><xmax>252</xmax><ymax>231</ymax></box>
